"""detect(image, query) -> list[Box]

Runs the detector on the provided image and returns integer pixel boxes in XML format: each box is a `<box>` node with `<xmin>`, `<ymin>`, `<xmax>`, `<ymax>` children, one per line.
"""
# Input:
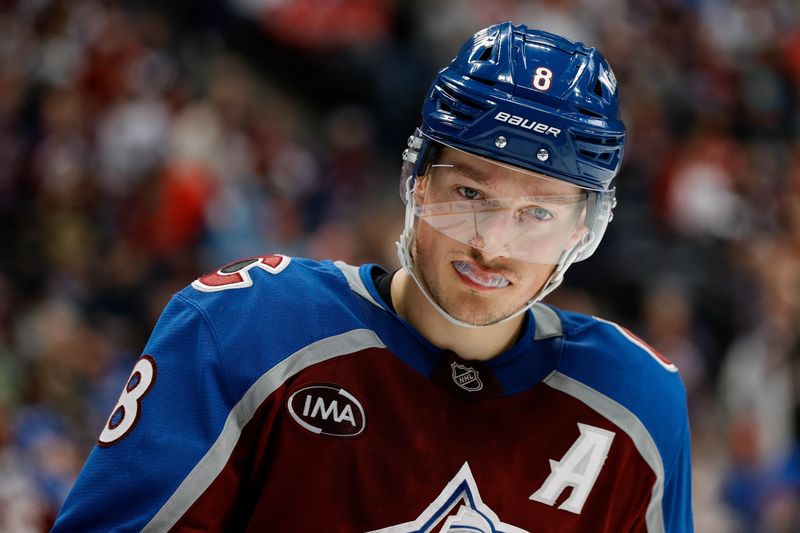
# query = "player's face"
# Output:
<box><xmin>412</xmin><ymin>147</ymin><xmax>584</xmax><ymax>326</ymax></box>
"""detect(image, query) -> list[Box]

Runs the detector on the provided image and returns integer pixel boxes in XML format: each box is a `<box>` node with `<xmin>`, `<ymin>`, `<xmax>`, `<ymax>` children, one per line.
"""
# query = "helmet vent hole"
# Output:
<box><xmin>593</xmin><ymin>79</ymin><xmax>604</xmax><ymax>97</ymax></box>
<box><xmin>477</xmin><ymin>46</ymin><xmax>494</xmax><ymax>61</ymax></box>
<box><xmin>472</xmin><ymin>77</ymin><xmax>496</xmax><ymax>86</ymax></box>
<box><xmin>578</xmin><ymin>107</ymin><xmax>605</xmax><ymax>119</ymax></box>
<box><xmin>437</xmin><ymin>100</ymin><xmax>475</xmax><ymax>122</ymax></box>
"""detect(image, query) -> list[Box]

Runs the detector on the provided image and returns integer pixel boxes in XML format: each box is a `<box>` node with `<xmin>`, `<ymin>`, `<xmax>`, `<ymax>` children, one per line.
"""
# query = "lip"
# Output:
<box><xmin>452</xmin><ymin>260</ymin><xmax>511</xmax><ymax>291</ymax></box>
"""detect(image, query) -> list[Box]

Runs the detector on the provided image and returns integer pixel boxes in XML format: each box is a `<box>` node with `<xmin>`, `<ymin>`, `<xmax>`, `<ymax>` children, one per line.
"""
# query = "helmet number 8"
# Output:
<box><xmin>532</xmin><ymin>67</ymin><xmax>553</xmax><ymax>91</ymax></box>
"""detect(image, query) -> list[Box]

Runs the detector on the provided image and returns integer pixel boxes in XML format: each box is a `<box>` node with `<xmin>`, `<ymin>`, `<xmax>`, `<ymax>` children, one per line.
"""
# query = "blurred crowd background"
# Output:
<box><xmin>0</xmin><ymin>0</ymin><xmax>798</xmax><ymax>530</ymax></box>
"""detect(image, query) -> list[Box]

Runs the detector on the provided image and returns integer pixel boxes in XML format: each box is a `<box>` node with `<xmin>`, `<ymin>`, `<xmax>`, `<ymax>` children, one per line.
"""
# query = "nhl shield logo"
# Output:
<box><xmin>451</xmin><ymin>362</ymin><xmax>483</xmax><ymax>392</ymax></box>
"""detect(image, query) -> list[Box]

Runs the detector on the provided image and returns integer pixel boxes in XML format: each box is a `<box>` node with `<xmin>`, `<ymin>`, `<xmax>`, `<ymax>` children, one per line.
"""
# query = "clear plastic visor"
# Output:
<box><xmin>412</xmin><ymin>155</ymin><xmax>609</xmax><ymax>265</ymax></box>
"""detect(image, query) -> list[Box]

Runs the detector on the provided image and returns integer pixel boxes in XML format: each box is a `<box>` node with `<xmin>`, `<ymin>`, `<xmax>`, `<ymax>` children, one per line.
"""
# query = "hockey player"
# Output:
<box><xmin>53</xmin><ymin>22</ymin><xmax>693</xmax><ymax>532</ymax></box>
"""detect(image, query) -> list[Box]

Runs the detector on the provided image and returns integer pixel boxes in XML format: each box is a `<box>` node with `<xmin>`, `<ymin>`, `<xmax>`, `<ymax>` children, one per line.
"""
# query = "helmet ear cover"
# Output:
<box><xmin>415</xmin><ymin>142</ymin><xmax>442</xmax><ymax>181</ymax></box>
<box><xmin>400</xmin><ymin>130</ymin><xmax>442</xmax><ymax>202</ymax></box>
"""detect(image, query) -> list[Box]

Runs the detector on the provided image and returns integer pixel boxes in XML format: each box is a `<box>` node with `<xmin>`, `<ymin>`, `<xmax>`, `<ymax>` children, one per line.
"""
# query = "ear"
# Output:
<box><xmin>568</xmin><ymin>225</ymin><xmax>589</xmax><ymax>248</ymax></box>
<box><xmin>413</xmin><ymin>173</ymin><xmax>429</xmax><ymax>204</ymax></box>
<box><xmin>567</xmin><ymin>205</ymin><xmax>589</xmax><ymax>247</ymax></box>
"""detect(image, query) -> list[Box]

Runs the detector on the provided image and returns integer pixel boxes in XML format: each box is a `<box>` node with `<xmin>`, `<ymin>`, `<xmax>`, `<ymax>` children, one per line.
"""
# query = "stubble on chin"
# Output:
<box><xmin>417</xmin><ymin>252</ymin><xmax>521</xmax><ymax>326</ymax></box>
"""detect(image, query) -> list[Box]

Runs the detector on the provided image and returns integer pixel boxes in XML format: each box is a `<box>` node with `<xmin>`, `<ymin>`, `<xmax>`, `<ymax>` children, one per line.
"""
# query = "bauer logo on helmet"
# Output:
<box><xmin>494</xmin><ymin>112</ymin><xmax>562</xmax><ymax>137</ymax></box>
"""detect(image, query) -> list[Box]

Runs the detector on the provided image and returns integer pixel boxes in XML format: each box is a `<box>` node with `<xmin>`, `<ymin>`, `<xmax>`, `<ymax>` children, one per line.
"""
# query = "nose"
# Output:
<box><xmin>469</xmin><ymin>210</ymin><xmax>514</xmax><ymax>259</ymax></box>
<box><xmin>471</xmin><ymin>244</ymin><xmax>514</xmax><ymax>271</ymax></box>
<box><xmin>473</xmin><ymin>243</ymin><xmax>512</xmax><ymax>263</ymax></box>
<box><xmin>468</xmin><ymin>235</ymin><xmax>513</xmax><ymax>262</ymax></box>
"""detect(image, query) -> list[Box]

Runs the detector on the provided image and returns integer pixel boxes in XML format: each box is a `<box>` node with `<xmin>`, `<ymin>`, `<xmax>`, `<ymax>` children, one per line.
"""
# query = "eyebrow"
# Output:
<box><xmin>432</xmin><ymin>162</ymin><xmax>497</xmax><ymax>188</ymax></box>
<box><xmin>433</xmin><ymin>162</ymin><xmax>581</xmax><ymax>197</ymax></box>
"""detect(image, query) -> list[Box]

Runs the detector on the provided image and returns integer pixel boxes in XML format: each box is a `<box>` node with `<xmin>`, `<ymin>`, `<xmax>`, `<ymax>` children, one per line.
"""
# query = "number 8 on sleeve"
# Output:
<box><xmin>98</xmin><ymin>355</ymin><xmax>157</xmax><ymax>447</ymax></box>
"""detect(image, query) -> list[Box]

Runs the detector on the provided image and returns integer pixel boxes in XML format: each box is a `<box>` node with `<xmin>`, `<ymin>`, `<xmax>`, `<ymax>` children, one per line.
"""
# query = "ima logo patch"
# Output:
<box><xmin>287</xmin><ymin>384</ymin><xmax>366</xmax><ymax>437</ymax></box>
<box><xmin>451</xmin><ymin>362</ymin><xmax>483</xmax><ymax>392</ymax></box>
<box><xmin>368</xmin><ymin>462</ymin><xmax>527</xmax><ymax>533</ymax></box>
<box><xmin>192</xmin><ymin>254</ymin><xmax>290</xmax><ymax>292</ymax></box>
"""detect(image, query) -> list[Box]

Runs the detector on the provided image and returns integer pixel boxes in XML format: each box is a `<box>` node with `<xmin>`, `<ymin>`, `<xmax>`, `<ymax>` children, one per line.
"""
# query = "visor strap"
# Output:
<box><xmin>538</xmin><ymin>229</ymin><xmax>595</xmax><ymax>301</ymax></box>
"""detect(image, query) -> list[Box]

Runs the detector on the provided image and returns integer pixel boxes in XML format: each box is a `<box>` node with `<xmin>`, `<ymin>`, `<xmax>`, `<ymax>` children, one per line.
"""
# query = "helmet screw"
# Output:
<box><xmin>537</xmin><ymin>148</ymin><xmax>549</xmax><ymax>161</ymax></box>
<box><xmin>495</xmin><ymin>136</ymin><xmax>508</xmax><ymax>148</ymax></box>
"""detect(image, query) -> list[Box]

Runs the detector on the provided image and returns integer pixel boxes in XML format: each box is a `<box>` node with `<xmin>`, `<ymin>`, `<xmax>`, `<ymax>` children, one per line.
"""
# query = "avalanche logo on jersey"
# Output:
<box><xmin>368</xmin><ymin>462</ymin><xmax>527</xmax><ymax>533</ymax></box>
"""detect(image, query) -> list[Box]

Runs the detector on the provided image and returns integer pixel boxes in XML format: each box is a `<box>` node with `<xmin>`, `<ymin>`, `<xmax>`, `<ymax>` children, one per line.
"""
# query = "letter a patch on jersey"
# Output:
<box><xmin>530</xmin><ymin>423</ymin><xmax>615</xmax><ymax>514</ymax></box>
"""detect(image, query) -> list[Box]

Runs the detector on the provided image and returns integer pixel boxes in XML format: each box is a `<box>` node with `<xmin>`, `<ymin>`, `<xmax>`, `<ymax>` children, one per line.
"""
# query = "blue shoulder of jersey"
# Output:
<box><xmin>552</xmin><ymin>308</ymin><xmax>690</xmax><ymax>466</ymax></box>
<box><xmin>177</xmin><ymin>255</ymin><xmax>370</xmax><ymax>401</ymax></box>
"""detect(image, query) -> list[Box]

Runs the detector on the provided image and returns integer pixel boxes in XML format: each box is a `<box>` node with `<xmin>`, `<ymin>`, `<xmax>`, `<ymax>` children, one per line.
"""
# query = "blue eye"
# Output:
<box><xmin>522</xmin><ymin>206</ymin><xmax>553</xmax><ymax>221</ymax></box>
<box><xmin>457</xmin><ymin>187</ymin><xmax>482</xmax><ymax>200</ymax></box>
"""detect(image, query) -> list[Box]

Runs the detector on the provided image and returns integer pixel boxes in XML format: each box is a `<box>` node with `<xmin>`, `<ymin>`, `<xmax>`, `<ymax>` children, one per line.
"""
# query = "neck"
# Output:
<box><xmin>390</xmin><ymin>269</ymin><xmax>525</xmax><ymax>361</ymax></box>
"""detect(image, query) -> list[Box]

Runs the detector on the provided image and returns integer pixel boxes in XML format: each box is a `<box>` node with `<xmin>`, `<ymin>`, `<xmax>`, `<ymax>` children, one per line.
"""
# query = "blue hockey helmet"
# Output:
<box><xmin>403</xmin><ymin>21</ymin><xmax>625</xmax><ymax>192</ymax></box>
<box><xmin>397</xmin><ymin>22</ymin><xmax>626</xmax><ymax>327</ymax></box>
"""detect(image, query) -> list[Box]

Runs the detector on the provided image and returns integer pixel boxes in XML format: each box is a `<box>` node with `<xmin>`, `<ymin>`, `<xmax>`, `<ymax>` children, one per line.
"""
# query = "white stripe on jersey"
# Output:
<box><xmin>593</xmin><ymin>317</ymin><xmax>678</xmax><ymax>373</ymax></box>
